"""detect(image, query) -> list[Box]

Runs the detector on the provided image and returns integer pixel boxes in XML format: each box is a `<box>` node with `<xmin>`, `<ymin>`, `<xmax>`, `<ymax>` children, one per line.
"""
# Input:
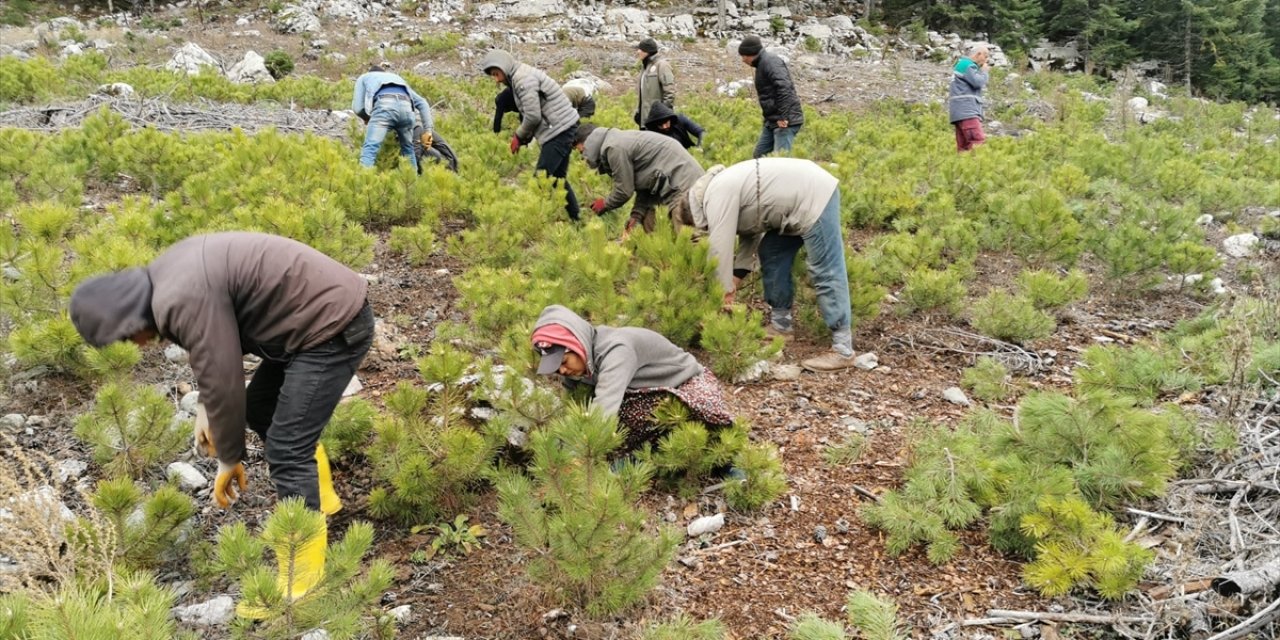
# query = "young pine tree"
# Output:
<box><xmin>213</xmin><ymin>499</ymin><xmax>396</xmax><ymax>640</ymax></box>
<box><xmin>73</xmin><ymin>382</ymin><xmax>189</xmax><ymax>480</ymax></box>
<box><xmin>699</xmin><ymin>307</ymin><xmax>783</xmax><ymax>381</ymax></box>
<box><xmin>88</xmin><ymin>478</ymin><xmax>195</xmax><ymax>572</ymax></box>
<box><xmin>495</xmin><ymin>407</ymin><xmax>680</xmax><ymax>616</ymax></box>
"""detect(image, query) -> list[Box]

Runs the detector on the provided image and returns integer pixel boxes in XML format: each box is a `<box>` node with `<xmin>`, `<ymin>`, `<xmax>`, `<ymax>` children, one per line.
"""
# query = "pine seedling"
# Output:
<box><xmin>14</xmin><ymin>201</ymin><xmax>78</xmax><ymax>242</ymax></box>
<box><xmin>962</xmin><ymin>356</ymin><xmax>1013</xmax><ymax>402</ymax></box>
<box><xmin>860</xmin><ymin>491</ymin><xmax>953</xmax><ymax>560</ymax></box>
<box><xmin>217</xmin><ymin>499</ymin><xmax>395</xmax><ymax>640</ymax></box>
<box><xmin>990</xmin><ymin>185</ymin><xmax>1083</xmax><ymax>266</ymax></box>
<box><xmin>899</xmin><ymin>267</ymin><xmax>966</xmax><ymax>315</ymax></box>
<box><xmin>9</xmin><ymin>315</ymin><xmax>85</xmax><ymax>373</ymax></box>
<box><xmin>73</xmin><ymin>382</ymin><xmax>188</xmax><ymax>480</ymax></box>
<box><xmin>725</xmin><ymin>440</ymin><xmax>788</xmax><ymax>511</ymax></box>
<box><xmin>1021</xmin><ymin>496</ymin><xmax>1153</xmax><ymax>599</ymax></box>
<box><xmin>788</xmin><ymin>612</ymin><xmax>848</xmax><ymax>640</ymax></box>
<box><xmin>846</xmin><ymin>590</ymin><xmax>907</xmax><ymax>640</ymax></box>
<box><xmin>1073</xmin><ymin>344</ymin><xmax>1198</xmax><ymax>405</ymax></box>
<box><xmin>700</xmin><ymin>307</ymin><xmax>783</xmax><ymax>381</ymax></box>
<box><xmin>639</xmin><ymin>613</ymin><xmax>727</xmax><ymax>640</ymax></box>
<box><xmin>1016</xmin><ymin>268</ymin><xmax>1087</xmax><ymax>310</ymax></box>
<box><xmin>823</xmin><ymin>432</ymin><xmax>866</xmax><ymax>467</ymax></box>
<box><xmin>416</xmin><ymin>341</ymin><xmax>475</xmax><ymax>424</ymax></box>
<box><xmin>320</xmin><ymin>398</ymin><xmax>377</xmax><ymax>460</ymax></box>
<box><xmin>495</xmin><ymin>407</ymin><xmax>680</xmax><ymax>616</ymax></box>
<box><xmin>847</xmin><ymin>253</ymin><xmax>887</xmax><ymax>325</ymax></box>
<box><xmin>389</xmin><ymin>221</ymin><xmax>436</xmax><ymax>266</ymax></box>
<box><xmin>89</xmin><ymin>479</ymin><xmax>195</xmax><ymax>572</ymax></box>
<box><xmin>969</xmin><ymin>290</ymin><xmax>1056</xmax><ymax>344</ymax></box>
<box><xmin>625</xmin><ymin>224</ymin><xmax>722</xmax><ymax>347</ymax></box>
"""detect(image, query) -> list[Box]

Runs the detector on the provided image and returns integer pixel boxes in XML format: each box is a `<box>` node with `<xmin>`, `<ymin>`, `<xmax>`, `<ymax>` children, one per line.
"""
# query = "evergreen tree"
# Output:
<box><xmin>1047</xmin><ymin>0</ymin><xmax>1138</xmax><ymax>73</ymax></box>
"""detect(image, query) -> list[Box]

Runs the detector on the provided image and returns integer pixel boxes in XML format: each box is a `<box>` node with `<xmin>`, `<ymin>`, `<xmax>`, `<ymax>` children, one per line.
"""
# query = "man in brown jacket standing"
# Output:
<box><xmin>69</xmin><ymin>232</ymin><xmax>373</xmax><ymax>606</ymax></box>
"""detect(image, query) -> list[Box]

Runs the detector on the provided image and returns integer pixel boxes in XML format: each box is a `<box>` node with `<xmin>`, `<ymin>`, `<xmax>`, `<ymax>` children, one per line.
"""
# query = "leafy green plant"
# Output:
<box><xmin>411</xmin><ymin>514</ymin><xmax>487</xmax><ymax>558</ymax></box>
<box><xmin>969</xmin><ymin>290</ymin><xmax>1056</xmax><ymax>344</ymax></box>
<box><xmin>495</xmin><ymin>408</ymin><xmax>679</xmax><ymax>615</ymax></box>
<box><xmin>73</xmin><ymin>382</ymin><xmax>188</xmax><ymax>480</ymax></box>
<box><xmin>845</xmin><ymin>590</ymin><xmax>907</xmax><ymax>640</ymax></box>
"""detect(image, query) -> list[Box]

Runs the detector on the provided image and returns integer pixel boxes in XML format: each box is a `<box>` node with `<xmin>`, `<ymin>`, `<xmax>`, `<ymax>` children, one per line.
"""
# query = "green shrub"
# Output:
<box><xmin>899</xmin><ymin>267</ymin><xmax>966</xmax><ymax>315</ymax></box>
<box><xmin>1021</xmin><ymin>496</ymin><xmax>1154</xmax><ymax>599</ymax></box>
<box><xmin>1016</xmin><ymin>268</ymin><xmax>1088</xmax><ymax>310</ymax></box>
<box><xmin>724</xmin><ymin>441</ymin><xmax>788</xmax><ymax>511</ymax></box>
<box><xmin>73</xmin><ymin>382</ymin><xmax>188</xmax><ymax>480</ymax></box>
<box><xmin>320</xmin><ymin>398</ymin><xmax>377</xmax><ymax>459</ymax></box>
<box><xmin>495</xmin><ymin>408</ymin><xmax>679</xmax><ymax>615</ymax></box>
<box><xmin>263</xmin><ymin>50</ymin><xmax>295</xmax><ymax>79</ymax></box>
<box><xmin>1073</xmin><ymin>343</ymin><xmax>1200</xmax><ymax>404</ymax></box>
<box><xmin>789</xmin><ymin>613</ymin><xmax>847</xmax><ymax>640</ymax></box>
<box><xmin>0</xmin><ymin>570</ymin><xmax>183</xmax><ymax>640</ymax></box>
<box><xmin>389</xmin><ymin>221</ymin><xmax>436</xmax><ymax>266</ymax></box>
<box><xmin>846</xmin><ymin>590</ymin><xmax>907</xmax><ymax>640</ymax></box>
<box><xmin>644</xmin><ymin>399</ymin><xmax>748</xmax><ymax>495</ymax></box>
<box><xmin>969</xmin><ymin>290</ymin><xmax>1056</xmax><ymax>344</ymax></box>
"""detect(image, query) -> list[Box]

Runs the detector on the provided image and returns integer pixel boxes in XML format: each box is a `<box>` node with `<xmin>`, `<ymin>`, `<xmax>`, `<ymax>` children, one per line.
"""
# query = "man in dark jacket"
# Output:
<box><xmin>643</xmin><ymin>101</ymin><xmax>705</xmax><ymax>150</ymax></box>
<box><xmin>738</xmin><ymin>35</ymin><xmax>804</xmax><ymax>158</ymax></box>
<box><xmin>481</xmin><ymin>49</ymin><xmax>581</xmax><ymax>219</ymax></box>
<box><xmin>573</xmin><ymin>123</ymin><xmax>705</xmax><ymax>234</ymax></box>
<box><xmin>69</xmin><ymin>232</ymin><xmax>373</xmax><ymax>606</ymax></box>
<box><xmin>949</xmin><ymin>42</ymin><xmax>990</xmax><ymax>152</ymax></box>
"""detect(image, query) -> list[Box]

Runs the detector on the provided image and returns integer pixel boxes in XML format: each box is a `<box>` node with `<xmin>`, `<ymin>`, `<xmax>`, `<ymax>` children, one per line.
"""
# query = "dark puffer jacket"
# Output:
<box><xmin>751</xmin><ymin>50</ymin><xmax>804</xmax><ymax>128</ymax></box>
<box><xmin>643</xmin><ymin>101</ymin><xmax>705</xmax><ymax>149</ymax></box>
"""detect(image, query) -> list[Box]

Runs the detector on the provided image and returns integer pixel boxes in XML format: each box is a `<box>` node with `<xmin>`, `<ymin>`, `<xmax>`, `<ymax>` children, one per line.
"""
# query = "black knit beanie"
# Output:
<box><xmin>738</xmin><ymin>35</ymin><xmax>764</xmax><ymax>56</ymax></box>
<box><xmin>637</xmin><ymin>38</ymin><xmax>659</xmax><ymax>55</ymax></box>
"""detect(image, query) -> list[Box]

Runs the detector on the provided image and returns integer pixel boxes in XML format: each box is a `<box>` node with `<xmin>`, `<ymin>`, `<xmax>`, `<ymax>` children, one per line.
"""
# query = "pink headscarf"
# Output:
<box><xmin>531</xmin><ymin>323</ymin><xmax>589</xmax><ymax>369</ymax></box>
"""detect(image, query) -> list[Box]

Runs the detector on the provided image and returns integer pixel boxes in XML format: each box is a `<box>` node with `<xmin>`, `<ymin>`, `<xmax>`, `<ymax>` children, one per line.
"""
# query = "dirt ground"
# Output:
<box><xmin>3</xmin><ymin>5</ymin><xmax>1269</xmax><ymax>640</ymax></box>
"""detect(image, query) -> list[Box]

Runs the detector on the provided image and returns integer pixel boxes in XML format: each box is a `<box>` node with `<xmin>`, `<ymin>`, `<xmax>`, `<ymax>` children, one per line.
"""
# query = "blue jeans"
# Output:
<box><xmin>245</xmin><ymin>304</ymin><xmax>373</xmax><ymax>511</ymax></box>
<box><xmin>360</xmin><ymin>97</ymin><xmax>417</xmax><ymax>169</ymax></box>
<box><xmin>752</xmin><ymin>123</ymin><xmax>802</xmax><ymax>158</ymax></box>
<box><xmin>758</xmin><ymin>189</ymin><xmax>851</xmax><ymax>336</ymax></box>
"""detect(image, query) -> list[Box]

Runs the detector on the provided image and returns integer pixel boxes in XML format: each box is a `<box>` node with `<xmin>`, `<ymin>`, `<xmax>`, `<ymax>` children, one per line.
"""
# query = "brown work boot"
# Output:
<box><xmin>801</xmin><ymin>350</ymin><xmax>856</xmax><ymax>372</ymax></box>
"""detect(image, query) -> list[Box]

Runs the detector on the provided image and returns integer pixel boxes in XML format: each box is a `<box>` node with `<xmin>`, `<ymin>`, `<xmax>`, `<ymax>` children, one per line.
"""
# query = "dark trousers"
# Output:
<box><xmin>535</xmin><ymin>123</ymin><xmax>580</xmax><ymax>220</ymax></box>
<box><xmin>244</xmin><ymin>303</ymin><xmax>374</xmax><ymax>511</ymax></box>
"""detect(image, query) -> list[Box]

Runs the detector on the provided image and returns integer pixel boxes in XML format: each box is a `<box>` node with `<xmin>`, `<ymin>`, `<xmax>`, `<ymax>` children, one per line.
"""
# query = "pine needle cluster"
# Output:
<box><xmin>962</xmin><ymin>356</ymin><xmax>1014</xmax><ymax>402</ymax></box>
<box><xmin>785</xmin><ymin>590</ymin><xmax>906</xmax><ymax>640</ymax></box>
<box><xmin>969</xmin><ymin>290</ymin><xmax>1057</xmax><ymax>344</ymax></box>
<box><xmin>639</xmin><ymin>614</ymin><xmax>727</xmax><ymax>640</ymax></box>
<box><xmin>73</xmin><ymin>382</ymin><xmax>188</xmax><ymax>480</ymax></box>
<box><xmin>84</xmin><ymin>478</ymin><xmax>195</xmax><ymax>572</ymax></box>
<box><xmin>699</xmin><ymin>307</ymin><xmax>784</xmax><ymax>381</ymax></box>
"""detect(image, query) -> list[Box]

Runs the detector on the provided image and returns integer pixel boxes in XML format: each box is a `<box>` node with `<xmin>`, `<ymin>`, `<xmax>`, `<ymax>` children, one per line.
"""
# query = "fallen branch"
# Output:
<box><xmin>1148</xmin><ymin>578</ymin><xmax>1214</xmax><ymax>600</ymax></box>
<box><xmin>1212</xmin><ymin>558</ymin><xmax>1280</xmax><ymax>596</ymax></box>
<box><xmin>850</xmin><ymin>484</ymin><xmax>881</xmax><ymax>503</ymax></box>
<box><xmin>985</xmin><ymin>609</ymin><xmax>1153</xmax><ymax>625</ymax></box>
<box><xmin>1204</xmin><ymin>593</ymin><xmax>1280</xmax><ymax>640</ymax></box>
<box><xmin>1125</xmin><ymin>507</ymin><xmax>1186</xmax><ymax>524</ymax></box>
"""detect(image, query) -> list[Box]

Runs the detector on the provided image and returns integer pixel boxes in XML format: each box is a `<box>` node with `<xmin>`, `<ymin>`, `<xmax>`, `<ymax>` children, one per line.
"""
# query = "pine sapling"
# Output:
<box><xmin>389</xmin><ymin>221</ymin><xmax>436</xmax><ymax>267</ymax></box>
<box><xmin>962</xmin><ymin>356</ymin><xmax>1014</xmax><ymax>402</ymax></box>
<box><xmin>700</xmin><ymin>307</ymin><xmax>783</xmax><ymax>381</ymax></box>
<box><xmin>1020</xmin><ymin>496</ymin><xmax>1153</xmax><ymax>599</ymax></box>
<box><xmin>495</xmin><ymin>407</ymin><xmax>679</xmax><ymax>616</ymax></box>
<box><xmin>725</xmin><ymin>440</ymin><xmax>788</xmax><ymax>511</ymax></box>
<box><xmin>73</xmin><ymin>382</ymin><xmax>188</xmax><ymax>480</ymax></box>
<box><xmin>969</xmin><ymin>290</ymin><xmax>1056</xmax><ymax>344</ymax></box>
<box><xmin>845</xmin><ymin>590</ymin><xmax>907</xmax><ymax>640</ymax></box>
<box><xmin>320</xmin><ymin>398</ymin><xmax>377</xmax><ymax>459</ymax></box>
<box><xmin>89</xmin><ymin>478</ymin><xmax>195</xmax><ymax>571</ymax></box>
<box><xmin>788</xmin><ymin>612</ymin><xmax>848</xmax><ymax>640</ymax></box>
<box><xmin>1016</xmin><ymin>268</ymin><xmax>1088</xmax><ymax>310</ymax></box>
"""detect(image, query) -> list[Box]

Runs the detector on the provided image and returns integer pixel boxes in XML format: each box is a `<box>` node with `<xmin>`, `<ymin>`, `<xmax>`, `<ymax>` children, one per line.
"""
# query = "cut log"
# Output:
<box><xmin>1212</xmin><ymin>559</ymin><xmax>1280</xmax><ymax>596</ymax></box>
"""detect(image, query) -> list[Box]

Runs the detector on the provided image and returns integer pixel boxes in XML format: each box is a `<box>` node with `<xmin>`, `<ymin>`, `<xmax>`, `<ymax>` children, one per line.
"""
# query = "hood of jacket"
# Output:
<box><xmin>581</xmin><ymin>126</ymin><xmax>611</xmax><ymax>172</ymax></box>
<box><xmin>687</xmin><ymin>164</ymin><xmax>727</xmax><ymax>231</ymax></box>
<box><xmin>479</xmin><ymin>49</ymin><xmax>518</xmax><ymax>81</ymax></box>
<box><xmin>69</xmin><ymin>267</ymin><xmax>154</xmax><ymax>348</ymax></box>
<box><xmin>643</xmin><ymin>101</ymin><xmax>677</xmax><ymax>128</ymax></box>
<box><xmin>533</xmin><ymin>305</ymin><xmax>597</xmax><ymax>376</ymax></box>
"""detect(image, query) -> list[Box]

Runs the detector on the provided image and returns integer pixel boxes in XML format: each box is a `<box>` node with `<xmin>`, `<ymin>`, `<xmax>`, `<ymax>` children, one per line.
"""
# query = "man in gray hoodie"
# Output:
<box><xmin>480</xmin><ymin>49</ymin><xmax>581</xmax><ymax>219</ymax></box>
<box><xmin>680</xmin><ymin>158</ymin><xmax>856</xmax><ymax>372</ymax></box>
<box><xmin>949</xmin><ymin>42</ymin><xmax>990</xmax><ymax>152</ymax></box>
<box><xmin>573</xmin><ymin>123</ymin><xmax>704</xmax><ymax>234</ymax></box>
<box><xmin>69</xmin><ymin>232</ymin><xmax>373</xmax><ymax>515</ymax></box>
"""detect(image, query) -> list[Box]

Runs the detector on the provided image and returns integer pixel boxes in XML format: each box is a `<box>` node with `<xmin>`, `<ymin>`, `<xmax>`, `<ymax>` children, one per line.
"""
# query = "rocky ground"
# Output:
<box><xmin>3</xmin><ymin>1</ymin><xmax>1280</xmax><ymax>639</ymax></box>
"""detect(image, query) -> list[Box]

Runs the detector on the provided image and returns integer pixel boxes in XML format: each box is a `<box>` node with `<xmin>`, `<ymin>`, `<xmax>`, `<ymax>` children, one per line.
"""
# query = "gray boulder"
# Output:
<box><xmin>172</xmin><ymin>595</ymin><xmax>235</xmax><ymax>626</ymax></box>
<box><xmin>165</xmin><ymin>43</ymin><xmax>221</xmax><ymax>76</ymax></box>
<box><xmin>227</xmin><ymin>51</ymin><xmax>275</xmax><ymax>84</ymax></box>
<box><xmin>275</xmin><ymin>4</ymin><xmax>322</xmax><ymax>34</ymax></box>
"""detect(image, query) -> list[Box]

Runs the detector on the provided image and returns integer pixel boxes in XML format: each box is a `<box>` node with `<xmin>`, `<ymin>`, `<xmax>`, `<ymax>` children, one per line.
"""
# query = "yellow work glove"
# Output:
<box><xmin>213</xmin><ymin>460</ymin><xmax>247</xmax><ymax>509</ymax></box>
<box><xmin>420</xmin><ymin>129</ymin><xmax>433</xmax><ymax>148</ymax></box>
<box><xmin>193</xmin><ymin>403</ymin><xmax>217</xmax><ymax>458</ymax></box>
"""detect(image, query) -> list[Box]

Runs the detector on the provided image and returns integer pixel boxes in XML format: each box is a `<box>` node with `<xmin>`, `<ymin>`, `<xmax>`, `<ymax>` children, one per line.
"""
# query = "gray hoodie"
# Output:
<box><xmin>480</xmin><ymin>49</ymin><xmax>578</xmax><ymax>144</ymax></box>
<box><xmin>948</xmin><ymin>57</ymin><xmax>988</xmax><ymax>123</ymax></box>
<box><xmin>533</xmin><ymin>305</ymin><xmax>702</xmax><ymax>416</ymax></box>
<box><xmin>581</xmin><ymin>127</ymin><xmax>705</xmax><ymax>213</ymax></box>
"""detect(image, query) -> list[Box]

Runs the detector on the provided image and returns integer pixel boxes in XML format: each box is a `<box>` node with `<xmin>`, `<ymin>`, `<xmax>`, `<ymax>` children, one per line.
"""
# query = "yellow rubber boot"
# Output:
<box><xmin>316</xmin><ymin>443</ymin><xmax>342</xmax><ymax>516</ymax></box>
<box><xmin>237</xmin><ymin>521</ymin><xmax>328</xmax><ymax>619</ymax></box>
